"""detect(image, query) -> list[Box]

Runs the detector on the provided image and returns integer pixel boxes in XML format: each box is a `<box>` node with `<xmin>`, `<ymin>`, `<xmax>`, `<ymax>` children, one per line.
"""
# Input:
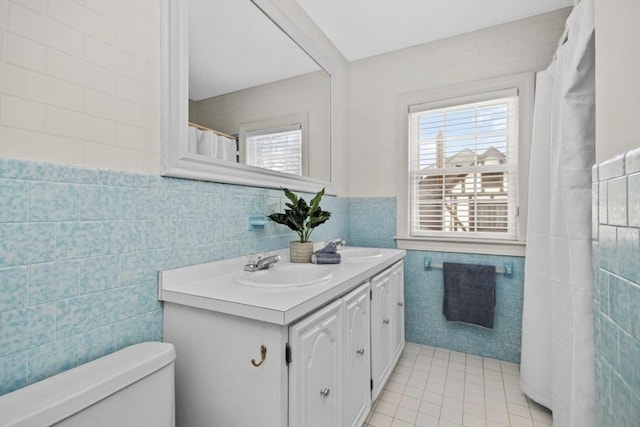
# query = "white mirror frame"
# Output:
<box><xmin>160</xmin><ymin>0</ymin><xmax>337</xmax><ymax>194</ymax></box>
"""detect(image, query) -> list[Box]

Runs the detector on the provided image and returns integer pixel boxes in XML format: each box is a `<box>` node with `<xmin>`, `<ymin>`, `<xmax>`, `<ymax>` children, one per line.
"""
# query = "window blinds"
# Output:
<box><xmin>408</xmin><ymin>91</ymin><xmax>518</xmax><ymax>238</ymax></box>
<box><xmin>245</xmin><ymin>124</ymin><xmax>302</xmax><ymax>176</ymax></box>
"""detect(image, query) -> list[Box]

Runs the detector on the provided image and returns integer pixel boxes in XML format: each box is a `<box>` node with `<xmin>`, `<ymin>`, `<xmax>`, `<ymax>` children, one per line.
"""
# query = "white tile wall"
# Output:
<box><xmin>0</xmin><ymin>0</ymin><xmax>161</xmax><ymax>174</ymax></box>
<box><xmin>346</xmin><ymin>8</ymin><xmax>571</xmax><ymax>197</ymax></box>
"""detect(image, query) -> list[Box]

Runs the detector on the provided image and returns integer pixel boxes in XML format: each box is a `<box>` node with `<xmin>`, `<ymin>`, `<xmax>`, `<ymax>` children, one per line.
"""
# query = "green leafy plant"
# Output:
<box><xmin>268</xmin><ymin>188</ymin><xmax>331</xmax><ymax>243</ymax></box>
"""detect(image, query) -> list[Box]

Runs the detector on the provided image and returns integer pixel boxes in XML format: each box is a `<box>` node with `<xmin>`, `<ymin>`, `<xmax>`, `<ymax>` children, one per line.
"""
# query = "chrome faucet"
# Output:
<box><xmin>244</xmin><ymin>254</ymin><xmax>281</xmax><ymax>272</ymax></box>
<box><xmin>330</xmin><ymin>238</ymin><xmax>346</xmax><ymax>248</ymax></box>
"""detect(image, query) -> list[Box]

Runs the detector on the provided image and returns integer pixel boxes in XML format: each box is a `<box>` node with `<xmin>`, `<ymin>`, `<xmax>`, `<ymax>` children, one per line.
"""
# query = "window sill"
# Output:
<box><xmin>395</xmin><ymin>236</ymin><xmax>526</xmax><ymax>257</ymax></box>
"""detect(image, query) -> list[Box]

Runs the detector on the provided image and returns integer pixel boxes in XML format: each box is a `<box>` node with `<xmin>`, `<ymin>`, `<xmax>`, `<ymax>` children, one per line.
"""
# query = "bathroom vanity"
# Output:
<box><xmin>159</xmin><ymin>247</ymin><xmax>405</xmax><ymax>427</ymax></box>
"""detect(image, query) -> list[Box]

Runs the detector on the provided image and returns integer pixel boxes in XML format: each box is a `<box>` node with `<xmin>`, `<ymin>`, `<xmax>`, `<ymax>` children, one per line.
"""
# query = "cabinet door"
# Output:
<box><xmin>370</xmin><ymin>268</ymin><xmax>392</xmax><ymax>400</ymax></box>
<box><xmin>390</xmin><ymin>261</ymin><xmax>405</xmax><ymax>362</ymax></box>
<box><xmin>289</xmin><ymin>299</ymin><xmax>344</xmax><ymax>427</ymax></box>
<box><xmin>343</xmin><ymin>282</ymin><xmax>371</xmax><ymax>427</ymax></box>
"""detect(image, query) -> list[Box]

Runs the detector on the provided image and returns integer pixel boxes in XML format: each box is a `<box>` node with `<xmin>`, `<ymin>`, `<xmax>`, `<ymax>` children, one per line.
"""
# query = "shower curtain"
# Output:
<box><xmin>520</xmin><ymin>0</ymin><xmax>596</xmax><ymax>426</ymax></box>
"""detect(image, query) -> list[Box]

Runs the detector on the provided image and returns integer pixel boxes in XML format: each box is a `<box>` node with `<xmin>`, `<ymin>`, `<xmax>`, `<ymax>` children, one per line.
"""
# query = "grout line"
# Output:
<box><xmin>365</xmin><ymin>342</ymin><xmax>553</xmax><ymax>427</ymax></box>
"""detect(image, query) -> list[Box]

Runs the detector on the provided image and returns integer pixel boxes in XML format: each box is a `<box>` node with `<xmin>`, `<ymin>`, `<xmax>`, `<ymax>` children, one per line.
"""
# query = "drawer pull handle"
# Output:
<box><xmin>356</xmin><ymin>348</ymin><xmax>365</xmax><ymax>355</ymax></box>
<box><xmin>398</xmin><ymin>302</ymin><xmax>404</xmax><ymax>307</ymax></box>
<box><xmin>383</xmin><ymin>319</ymin><xmax>390</xmax><ymax>325</ymax></box>
<box><xmin>320</xmin><ymin>388</ymin><xmax>331</xmax><ymax>398</ymax></box>
<box><xmin>251</xmin><ymin>345</ymin><xmax>267</xmax><ymax>367</ymax></box>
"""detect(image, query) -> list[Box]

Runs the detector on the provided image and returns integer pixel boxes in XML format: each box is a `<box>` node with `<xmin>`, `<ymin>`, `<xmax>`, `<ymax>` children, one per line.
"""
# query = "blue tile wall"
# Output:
<box><xmin>403</xmin><ymin>251</ymin><xmax>524</xmax><ymax>363</ymax></box>
<box><xmin>348</xmin><ymin>197</ymin><xmax>525</xmax><ymax>363</ymax></box>
<box><xmin>0</xmin><ymin>158</ymin><xmax>349</xmax><ymax>395</ymax></box>
<box><xmin>349</xmin><ymin>197</ymin><xmax>397</xmax><ymax>248</ymax></box>
<box><xmin>593</xmin><ymin>147</ymin><xmax>640</xmax><ymax>427</ymax></box>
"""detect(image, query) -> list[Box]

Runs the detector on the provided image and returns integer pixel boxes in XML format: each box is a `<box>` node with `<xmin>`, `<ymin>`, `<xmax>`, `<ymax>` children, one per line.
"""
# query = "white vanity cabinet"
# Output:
<box><xmin>288</xmin><ymin>282</ymin><xmax>371</xmax><ymax>427</ymax></box>
<box><xmin>159</xmin><ymin>248</ymin><xmax>405</xmax><ymax>427</ymax></box>
<box><xmin>371</xmin><ymin>261</ymin><xmax>405</xmax><ymax>400</ymax></box>
<box><xmin>343</xmin><ymin>282</ymin><xmax>372</xmax><ymax>427</ymax></box>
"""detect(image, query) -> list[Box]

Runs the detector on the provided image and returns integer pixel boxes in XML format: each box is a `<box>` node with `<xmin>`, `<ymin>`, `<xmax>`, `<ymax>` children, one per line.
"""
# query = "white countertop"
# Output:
<box><xmin>158</xmin><ymin>247</ymin><xmax>406</xmax><ymax>325</ymax></box>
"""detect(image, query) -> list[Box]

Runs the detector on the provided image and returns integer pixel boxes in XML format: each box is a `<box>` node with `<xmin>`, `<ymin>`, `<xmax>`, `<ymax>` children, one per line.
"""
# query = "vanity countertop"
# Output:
<box><xmin>158</xmin><ymin>247</ymin><xmax>405</xmax><ymax>325</ymax></box>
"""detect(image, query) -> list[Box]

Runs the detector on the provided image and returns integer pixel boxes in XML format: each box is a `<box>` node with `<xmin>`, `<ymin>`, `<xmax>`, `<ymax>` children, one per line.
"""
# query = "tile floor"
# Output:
<box><xmin>364</xmin><ymin>342</ymin><xmax>553</xmax><ymax>427</ymax></box>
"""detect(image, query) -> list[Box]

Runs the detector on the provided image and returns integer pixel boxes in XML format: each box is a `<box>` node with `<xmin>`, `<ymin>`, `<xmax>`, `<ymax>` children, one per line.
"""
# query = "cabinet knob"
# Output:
<box><xmin>398</xmin><ymin>302</ymin><xmax>404</xmax><ymax>307</ymax></box>
<box><xmin>356</xmin><ymin>348</ymin><xmax>365</xmax><ymax>355</ymax></box>
<box><xmin>320</xmin><ymin>388</ymin><xmax>331</xmax><ymax>398</ymax></box>
<box><xmin>383</xmin><ymin>319</ymin><xmax>390</xmax><ymax>325</ymax></box>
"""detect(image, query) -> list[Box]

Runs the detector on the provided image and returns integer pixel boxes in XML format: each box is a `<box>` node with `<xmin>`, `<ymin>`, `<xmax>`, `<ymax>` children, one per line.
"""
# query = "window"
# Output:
<box><xmin>245</xmin><ymin>124</ymin><xmax>303</xmax><ymax>176</ymax></box>
<box><xmin>409</xmin><ymin>93</ymin><xmax>517</xmax><ymax>239</ymax></box>
<box><xmin>396</xmin><ymin>74</ymin><xmax>534</xmax><ymax>256</ymax></box>
<box><xmin>239</xmin><ymin>112</ymin><xmax>309</xmax><ymax>177</ymax></box>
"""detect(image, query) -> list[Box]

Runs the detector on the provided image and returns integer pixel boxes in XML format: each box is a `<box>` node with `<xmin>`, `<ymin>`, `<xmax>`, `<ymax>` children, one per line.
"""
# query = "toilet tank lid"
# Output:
<box><xmin>0</xmin><ymin>342</ymin><xmax>176</xmax><ymax>427</ymax></box>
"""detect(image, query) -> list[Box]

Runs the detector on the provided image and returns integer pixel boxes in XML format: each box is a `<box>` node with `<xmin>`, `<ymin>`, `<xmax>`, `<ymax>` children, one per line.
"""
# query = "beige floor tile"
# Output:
<box><xmin>440</xmin><ymin>407</ymin><xmax>464</xmax><ymax>424</ymax></box>
<box><xmin>369</xmin><ymin>412</ymin><xmax>394</xmax><ymax>427</ymax></box>
<box><xmin>391</xmin><ymin>419</ymin><xmax>414</xmax><ymax>427</ymax></box>
<box><xmin>379</xmin><ymin>389</ymin><xmax>402</xmax><ymax>405</ymax></box>
<box><xmin>407</xmin><ymin>376</ymin><xmax>428</xmax><ymax>389</ymax></box>
<box><xmin>395</xmin><ymin>406</ymin><xmax>419</xmax><ymax>424</ymax></box>
<box><xmin>399</xmin><ymin>395</ymin><xmax>422</xmax><ymax>411</ymax></box>
<box><xmin>509</xmin><ymin>414</ymin><xmax>535</xmax><ymax>427</ymax></box>
<box><xmin>386</xmin><ymin>380</ymin><xmax>406</xmax><ymax>394</ymax></box>
<box><xmin>438</xmin><ymin>419</ymin><xmax>463</xmax><ymax>427</ymax></box>
<box><xmin>415</xmin><ymin>412</ymin><xmax>440</xmax><ymax>427</ymax></box>
<box><xmin>365</xmin><ymin>343</ymin><xmax>549</xmax><ymax>427</ymax></box>
<box><xmin>462</xmin><ymin>412</ymin><xmax>486</xmax><ymax>427</ymax></box>
<box><xmin>422</xmin><ymin>391</ymin><xmax>444</xmax><ymax>405</ymax></box>
<box><xmin>403</xmin><ymin>385</ymin><xmax>425</xmax><ymax>400</ymax></box>
<box><xmin>419</xmin><ymin>401</ymin><xmax>442</xmax><ymax>417</ymax></box>
<box><xmin>376</xmin><ymin>400</ymin><xmax>398</xmax><ymax>417</ymax></box>
<box><xmin>507</xmin><ymin>401</ymin><xmax>532</xmax><ymax>418</ymax></box>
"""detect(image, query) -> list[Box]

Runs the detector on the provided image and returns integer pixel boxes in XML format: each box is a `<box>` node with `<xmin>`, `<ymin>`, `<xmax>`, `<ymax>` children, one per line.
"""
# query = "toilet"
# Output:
<box><xmin>0</xmin><ymin>342</ymin><xmax>176</xmax><ymax>427</ymax></box>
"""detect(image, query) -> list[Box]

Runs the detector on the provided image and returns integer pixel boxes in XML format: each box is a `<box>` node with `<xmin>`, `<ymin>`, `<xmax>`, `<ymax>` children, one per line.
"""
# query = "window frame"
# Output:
<box><xmin>245</xmin><ymin>124</ymin><xmax>304</xmax><ymax>176</ymax></box>
<box><xmin>239</xmin><ymin>112</ymin><xmax>309</xmax><ymax>177</ymax></box>
<box><xmin>396</xmin><ymin>73</ymin><xmax>534</xmax><ymax>256</ymax></box>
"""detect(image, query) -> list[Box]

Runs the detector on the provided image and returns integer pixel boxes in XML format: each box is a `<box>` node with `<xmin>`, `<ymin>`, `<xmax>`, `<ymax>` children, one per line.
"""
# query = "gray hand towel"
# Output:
<box><xmin>311</xmin><ymin>252</ymin><xmax>341</xmax><ymax>264</ymax></box>
<box><xmin>442</xmin><ymin>262</ymin><xmax>496</xmax><ymax>329</ymax></box>
<box><xmin>315</xmin><ymin>242</ymin><xmax>338</xmax><ymax>254</ymax></box>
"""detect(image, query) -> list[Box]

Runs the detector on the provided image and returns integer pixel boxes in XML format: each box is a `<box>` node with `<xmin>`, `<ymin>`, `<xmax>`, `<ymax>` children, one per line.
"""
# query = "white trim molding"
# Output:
<box><xmin>395</xmin><ymin>72</ymin><xmax>535</xmax><ymax>256</ymax></box>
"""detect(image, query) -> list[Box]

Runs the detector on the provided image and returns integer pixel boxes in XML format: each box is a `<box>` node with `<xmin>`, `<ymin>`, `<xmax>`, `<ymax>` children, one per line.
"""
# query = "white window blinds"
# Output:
<box><xmin>245</xmin><ymin>124</ymin><xmax>302</xmax><ymax>176</ymax></box>
<box><xmin>408</xmin><ymin>90</ymin><xmax>518</xmax><ymax>239</ymax></box>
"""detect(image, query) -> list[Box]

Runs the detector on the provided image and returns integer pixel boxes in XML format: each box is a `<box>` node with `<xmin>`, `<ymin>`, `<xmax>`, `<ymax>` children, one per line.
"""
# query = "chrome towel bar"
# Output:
<box><xmin>423</xmin><ymin>257</ymin><xmax>513</xmax><ymax>276</ymax></box>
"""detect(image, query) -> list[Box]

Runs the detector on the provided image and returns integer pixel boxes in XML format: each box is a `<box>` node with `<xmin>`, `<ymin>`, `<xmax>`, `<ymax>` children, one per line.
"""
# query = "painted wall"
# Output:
<box><xmin>0</xmin><ymin>0</ymin><xmax>349</xmax><ymax>395</ymax></box>
<box><xmin>345</xmin><ymin>9</ymin><xmax>569</xmax><ymax>362</ymax></box>
<box><xmin>594</xmin><ymin>0</ymin><xmax>640</xmax><ymax>163</ymax></box>
<box><xmin>0</xmin><ymin>0</ymin><xmax>583</xmax><ymax>395</ymax></box>
<box><xmin>592</xmin><ymin>148</ymin><xmax>640</xmax><ymax>426</ymax></box>
<box><xmin>0</xmin><ymin>0</ymin><xmax>161</xmax><ymax>173</ymax></box>
<box><xmin>592</xmin><ymin>1</ymin><xmax>640</xmax><ymax>423</ymax></box>
<box><xmin>346</xmin><ymin>8</ymin><xmax>571</xmax><ymax>197</ymax></box>
<box><xmin>191</xmin><ymin>70</ymin><xmax>331</xmax><ymax>182</ymax></box>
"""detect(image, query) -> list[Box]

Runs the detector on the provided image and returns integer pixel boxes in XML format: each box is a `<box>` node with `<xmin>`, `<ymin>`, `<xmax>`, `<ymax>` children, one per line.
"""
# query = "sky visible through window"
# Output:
<box><xmin>416</xmin><ymin>99</ymin><xmax>510</xmax><ymax>169</ymax></box>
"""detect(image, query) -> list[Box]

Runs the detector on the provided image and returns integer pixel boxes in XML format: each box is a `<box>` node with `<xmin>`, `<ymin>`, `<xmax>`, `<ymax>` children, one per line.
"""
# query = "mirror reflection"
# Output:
<box><xmin>187</xmin><ymin>0</ymin><xmax>331</xmax><ymax>182</ymax></box>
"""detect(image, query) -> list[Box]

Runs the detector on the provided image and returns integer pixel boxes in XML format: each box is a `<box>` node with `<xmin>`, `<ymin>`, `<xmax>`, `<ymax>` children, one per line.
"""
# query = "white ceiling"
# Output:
<box><xmin>296</xmin><ymin>0</ymin><xmax>573</xmax><ymax>61</ymax></box>
<box><xmin>189</xmin><ymin>0</ymin><xmax>321</xmax><ymax>100</ymax></box>
<box><xmin>188</xmin><ymin>0</ymin><xmax>573</xmax><ymax>101</ymax></box>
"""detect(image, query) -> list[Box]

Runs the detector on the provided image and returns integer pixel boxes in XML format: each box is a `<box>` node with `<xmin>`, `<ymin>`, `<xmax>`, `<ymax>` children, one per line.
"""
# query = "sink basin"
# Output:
<box><xmin>339</xmin><ymin>247</ymin><xmax>383</xmax><ymax>261</ymax></box>
<box><xmin>234</xmin><ymin>264</ymin><xmax>332</xmax><ymax>288</ymax></box>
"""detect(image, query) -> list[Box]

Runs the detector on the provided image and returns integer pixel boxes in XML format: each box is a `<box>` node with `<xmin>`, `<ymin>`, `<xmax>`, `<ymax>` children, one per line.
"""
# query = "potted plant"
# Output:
<box><xmin>268</xmin><ymin>188</ymin><xmax>332</xmax><ymax>263</ymax></box>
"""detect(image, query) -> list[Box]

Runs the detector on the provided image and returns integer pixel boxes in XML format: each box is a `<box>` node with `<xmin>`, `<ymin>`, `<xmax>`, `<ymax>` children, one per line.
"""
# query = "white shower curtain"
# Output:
<box><xmin>520</xmin><ymin>0</ymin><xmax>596</xmax><ymax>426</ymax></box>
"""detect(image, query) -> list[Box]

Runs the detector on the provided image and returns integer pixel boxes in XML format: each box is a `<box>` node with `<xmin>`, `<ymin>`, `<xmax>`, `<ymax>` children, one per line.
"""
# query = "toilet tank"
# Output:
<box><xmin>0</xmin><ymin>342</ymin><xmax>176</xmax><ymax>427</ymax></box>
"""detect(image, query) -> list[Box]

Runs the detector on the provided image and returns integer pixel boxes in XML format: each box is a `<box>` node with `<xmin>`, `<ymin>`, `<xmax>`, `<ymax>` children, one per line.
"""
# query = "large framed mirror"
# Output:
<box><xmin>161</xmin><ymin>0</ymin><xmax>336</xmax><ymax>194</ymax></box>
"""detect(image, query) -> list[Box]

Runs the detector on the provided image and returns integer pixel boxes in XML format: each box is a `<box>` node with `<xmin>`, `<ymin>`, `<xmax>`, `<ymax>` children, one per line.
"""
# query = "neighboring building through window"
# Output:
<box><xmin>409</xmin><ymin>93</ymin><xmax>518</xmax><ymax>239</ymax></box>
<box><xmin>409</xmin><ymin>95</ymin><xmax>517</xmax><ymax>238</ymax></box>
<box><xmin>396</xmin><ymin>74</ymin><xmax>533</xmax><ymax>255</ymax></box>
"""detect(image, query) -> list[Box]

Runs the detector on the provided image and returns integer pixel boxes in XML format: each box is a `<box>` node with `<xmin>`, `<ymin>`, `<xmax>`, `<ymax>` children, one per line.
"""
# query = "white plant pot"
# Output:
<box><xmin>290</xmin><ymin>241</ymin><xmax>313</xmax><ymax>263</ymax></box>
